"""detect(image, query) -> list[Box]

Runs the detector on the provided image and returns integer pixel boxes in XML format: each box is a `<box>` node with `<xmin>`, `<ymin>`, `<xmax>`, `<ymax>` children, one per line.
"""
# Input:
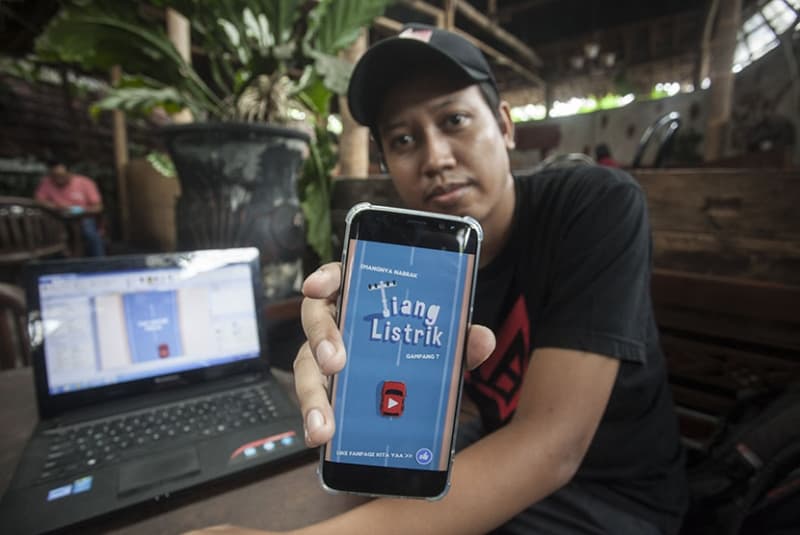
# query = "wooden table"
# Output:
<box><xmin>0</xmin><ymin>367</ymin><xmax>368</xmax><ymax>534</ymax></box>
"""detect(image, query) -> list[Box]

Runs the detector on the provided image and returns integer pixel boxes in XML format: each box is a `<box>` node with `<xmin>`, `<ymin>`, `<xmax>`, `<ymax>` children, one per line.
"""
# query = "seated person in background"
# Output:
<box><xmin>34</xmin><ymin>158</ymin><xmax>105</xmax><ymax>257</ymax></box>
<box><xmin>595</xmin><ymin>142</ymin><xmax>622</xmax><ymax>168</ymax></box>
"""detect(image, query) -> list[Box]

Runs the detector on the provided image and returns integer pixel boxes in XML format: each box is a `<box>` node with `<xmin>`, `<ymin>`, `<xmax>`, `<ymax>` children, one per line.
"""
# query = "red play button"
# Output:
<box><xmin>385</xmin><ymin>396</ymin><xmax>400</xmax><ymax>410</ymax></box>
<box><xmin>380</xmin><ymin>381</ymin><xmax>406</xmax><ymax>416</ymax></box>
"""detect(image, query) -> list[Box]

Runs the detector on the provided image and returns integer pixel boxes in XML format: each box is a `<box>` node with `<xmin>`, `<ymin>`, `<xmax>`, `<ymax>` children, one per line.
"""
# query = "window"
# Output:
<box><xmin>762</xmin><ymin>0</ymin><xmax>797</xmax><ymax>33</ymax></box>
<box><xmin>733</xmin><ymin>0</ymin><xmax>798</xmax><ymax>72</ymax></box>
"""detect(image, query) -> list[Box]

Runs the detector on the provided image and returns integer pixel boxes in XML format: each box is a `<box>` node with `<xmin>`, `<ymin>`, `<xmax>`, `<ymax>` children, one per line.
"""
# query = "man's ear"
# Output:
<box><xmin>498</xmin><ymin>101</ymin><xmax>516</xmax><ymax>150</ymax></box>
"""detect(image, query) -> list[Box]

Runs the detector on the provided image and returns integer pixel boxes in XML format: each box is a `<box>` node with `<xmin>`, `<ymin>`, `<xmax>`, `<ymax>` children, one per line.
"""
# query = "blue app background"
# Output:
<box><xmin>123</xmin><ymin>290</ymin><xmax>183</xmax><ymax>363</ymax></box>
<box><xmin>331</xmin><ymin>239</ymin><xmax>471</xmax><ymax>470</ymax></box>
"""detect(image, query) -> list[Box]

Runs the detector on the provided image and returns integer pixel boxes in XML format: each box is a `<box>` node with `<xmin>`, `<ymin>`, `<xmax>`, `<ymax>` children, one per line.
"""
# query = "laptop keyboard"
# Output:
<box><xmin>38</xmin><ymin>384</ymin><xmax>283</xmax><ymax>483</ymax></box>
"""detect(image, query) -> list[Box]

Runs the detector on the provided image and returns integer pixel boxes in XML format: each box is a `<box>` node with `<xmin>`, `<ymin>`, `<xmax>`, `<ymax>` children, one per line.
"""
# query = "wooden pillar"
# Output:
<box><xmin>697</xmin><ymin>0</ymin><xmax>720</xmax><ymax>86</ymax></box>
<box><xmin>338</xmin><ymin>30</ymin><xmax>369</xmax><ymax>178</ymax></box>
<box><xmin>704</xmin><ymin>0</ymin><xmax>741</xmax><ymax>162</ymax></box>
<box><xmin>544</xmin><ymin>82</ymin><xmax>553</xmax><ymax>119</ymax></box>
<box><xmin>166</xmin><ymin>8</ymin><xmax>193</xmax><ymax>123</ymax></box>
<box><xmin>110</xmin><ymin>65</ymin><xmax>130</xmax><ymax>242</ymax></box>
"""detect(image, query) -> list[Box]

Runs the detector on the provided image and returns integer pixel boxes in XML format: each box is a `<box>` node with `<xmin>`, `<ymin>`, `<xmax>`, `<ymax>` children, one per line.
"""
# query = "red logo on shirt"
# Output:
<box><xmin>465</xmin><ymin>296</ymin><xmax>530</xmax><ymax>424</ymax></box>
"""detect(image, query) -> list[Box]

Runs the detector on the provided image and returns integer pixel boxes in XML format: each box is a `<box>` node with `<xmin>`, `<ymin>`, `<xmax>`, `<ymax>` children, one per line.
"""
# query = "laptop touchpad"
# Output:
<box><xmin>118</xmin><ymin>447</ymin><xmax>201</xmax><ymax>496</ymax></box>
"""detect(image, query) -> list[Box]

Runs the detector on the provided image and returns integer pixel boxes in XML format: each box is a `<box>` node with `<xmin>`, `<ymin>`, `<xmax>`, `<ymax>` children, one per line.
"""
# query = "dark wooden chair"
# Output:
<box><xmin>0</xmin><ymin>196</ymin><xmax>70</xmax><ymax>283</ymax></box>
<box><xmin>0</xmin><ymin>281</ymin><xmax>29</xmax><ymax>368</ymax></box>
<box><xmin>632</xmin><ymin>111</ymin><xmax>681</xmax><ymax>168</ymax></box>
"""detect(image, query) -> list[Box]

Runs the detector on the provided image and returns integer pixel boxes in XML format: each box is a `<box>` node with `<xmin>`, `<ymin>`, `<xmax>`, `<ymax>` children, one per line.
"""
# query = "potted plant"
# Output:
<box><xmin>35</xmin><ymin>0</ymin><xmax>392</xmax><ymax>296</ymax></box>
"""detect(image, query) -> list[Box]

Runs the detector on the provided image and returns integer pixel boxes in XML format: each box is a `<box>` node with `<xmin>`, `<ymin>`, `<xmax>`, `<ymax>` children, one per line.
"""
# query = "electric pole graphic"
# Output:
<box><xmin>368</xmin><ymin>280</ymin><xmax>398</xmax><ymax>317</ymax></box>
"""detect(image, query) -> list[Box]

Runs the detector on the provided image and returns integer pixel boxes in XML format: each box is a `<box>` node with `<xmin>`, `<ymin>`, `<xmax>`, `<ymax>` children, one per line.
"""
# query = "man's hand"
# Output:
<box><xmin>293</xmin><ymin>262</ymin><xmax>496</xmax><ymax>447</ymax></box>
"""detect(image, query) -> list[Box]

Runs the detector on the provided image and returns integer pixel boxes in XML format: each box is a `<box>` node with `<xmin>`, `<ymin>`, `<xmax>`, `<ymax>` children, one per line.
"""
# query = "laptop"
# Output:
<box><xmin>0</xmin><ymin>248</ymin><xmax>309</xmax><ymax>534</ymax></box>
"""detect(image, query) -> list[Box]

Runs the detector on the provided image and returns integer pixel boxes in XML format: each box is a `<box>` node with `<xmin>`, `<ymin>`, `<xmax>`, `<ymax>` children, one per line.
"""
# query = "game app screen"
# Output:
<box><xmin>327</xmin><ymin>238</ymin><xmax>475</xmax><ymax>471</ymax></box>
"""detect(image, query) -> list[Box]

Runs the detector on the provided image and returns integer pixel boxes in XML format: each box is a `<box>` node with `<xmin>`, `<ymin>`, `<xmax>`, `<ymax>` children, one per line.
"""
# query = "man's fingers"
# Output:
<box><xmin>293</xmin><ymin>342</ymin><xmax>336</xmax><ymax>447</ymax></box>
<box><xmin>300</xmin><ymin>298</ymin><xmax>345</xmax><ymax>376</ymax></box>
<box><xmin>301</xmin><ymin>263</ymin><xmax>346</xmax><ymax>375</ymax></box>
<box><xmin>302</xmin><ymin>262</ymin><xmax>342</xmax><ymax>300</ymax></box>
<box><xmin>466</xmin><ymin>324</ymin><xmax>496</xmax><ymax>370</ymax></box>
<box><xmin>293</xmin><ymin>263</ymin><xmax>346</xmax><ymax>447</ymax></box>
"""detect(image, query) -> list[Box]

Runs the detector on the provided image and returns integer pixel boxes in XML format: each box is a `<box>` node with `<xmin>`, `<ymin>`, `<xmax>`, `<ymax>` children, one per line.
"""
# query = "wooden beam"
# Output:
<box><xmin>456</xmin><ymin>0</ymin><xmax>542</xmax><ymax>67</ymax></box>
<box><xmin>453</xmin><ymin>28</ymin><xmax>544</xmax><ymax>86</ymax></box>
<box><xmin>443</xmin><ymin>0</ymin><xmax>457</xmax><ymax>30</ymax></box>
<box><xmin>374</xmin><ymin>15</ymin><xmax>403</xmax><ymax>33</ymax></box>
<box><xmin>497</xmin><ymin>0</ymin><xmax>559</xmax><ymax>22</ymax></box>
<box><xmin>373</xmin><ymin>16</ymin><xmax>543</xmax><ymax>87</ymax></box>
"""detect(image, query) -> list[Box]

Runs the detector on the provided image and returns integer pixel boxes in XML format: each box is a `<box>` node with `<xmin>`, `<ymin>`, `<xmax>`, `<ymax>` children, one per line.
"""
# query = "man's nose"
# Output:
<box><xmin>421</xmin><ymin>131</ymin><xmax>456</xmax><ymax>176</ymax></box>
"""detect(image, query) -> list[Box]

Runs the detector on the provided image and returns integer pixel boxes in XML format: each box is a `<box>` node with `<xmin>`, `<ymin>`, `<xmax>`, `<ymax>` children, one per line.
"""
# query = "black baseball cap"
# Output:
<box><xmin>347</xmin><ymin>23</ymin><xmax>498</xmax><ymax>131</ymax></box>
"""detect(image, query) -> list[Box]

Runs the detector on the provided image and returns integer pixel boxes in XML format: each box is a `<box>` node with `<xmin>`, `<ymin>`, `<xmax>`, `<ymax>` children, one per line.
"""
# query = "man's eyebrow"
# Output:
<box><xmin>380</xmin><ymin>96</ymin><xmax>464</xmax><ymax>133</ymax></box>
<box><xmin>380</xmin><ymin>119</ymin><xmax>407</xmax><ymax>133</ymax></box>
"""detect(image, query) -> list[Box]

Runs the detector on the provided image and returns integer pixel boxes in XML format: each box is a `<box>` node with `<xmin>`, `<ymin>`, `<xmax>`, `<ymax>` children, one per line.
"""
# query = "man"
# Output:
<box><xmin>193</xmin><ymin>24</ymin><xmax>687</xmax><ymax>535</ymax></box>
<box><xmin>35</xmin><ymin>158</ymin><xmax>105</xmax><ymax>256</ymax></box>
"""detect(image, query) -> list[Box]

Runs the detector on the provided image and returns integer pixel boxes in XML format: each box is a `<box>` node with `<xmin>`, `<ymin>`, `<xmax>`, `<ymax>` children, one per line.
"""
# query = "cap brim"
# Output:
<box><xmin>347</xmin><ymin>38</ymin><xmax>491</xmax><ymax>129</ymax></box>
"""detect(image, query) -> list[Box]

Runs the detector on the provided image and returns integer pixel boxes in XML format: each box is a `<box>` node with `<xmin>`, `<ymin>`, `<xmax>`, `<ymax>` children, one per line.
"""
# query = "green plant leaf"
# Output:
<box><xmin>312</xmin><ymin>52</ymin><xmax>354</xmax><ymax>96</ymax></box>
<box><xmin>299</xmin><ymin>125</ymin><xmax>337</xmax><ymax>262</ymax></box>
<box><xmin>232</xmin><ymin>0</ymin><xmax>303</xmax><ymax>46</ymax></box>
<box><xmin>311</xmin><ymin>0</ymin><xmax>395</xmax><ymax>55</ymax></box>
<box><xmin>36</xmin><ymin>6</ymin><xmax>222</xmax><ymax>117</ymax></box>
<box><xmin>90</xmin><ymin>86</ymin><xmax>188</xmax><ymax>119</ymax></box>
<box><xmin>146</xmin><ymin>151</ymin><xmax>177</xmax><ymax>178</ymax></box>
<box><xmin>296</xmin><ymin>75</ymin><xmax>332</xmax><ymax>119</ymax></box>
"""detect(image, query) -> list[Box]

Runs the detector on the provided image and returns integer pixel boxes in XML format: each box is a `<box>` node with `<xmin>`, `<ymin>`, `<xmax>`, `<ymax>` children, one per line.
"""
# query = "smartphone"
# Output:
<box><xmin>320</xmin><ymin>203</ymin><xmax>482</xmax><ymax>499</ymax></box>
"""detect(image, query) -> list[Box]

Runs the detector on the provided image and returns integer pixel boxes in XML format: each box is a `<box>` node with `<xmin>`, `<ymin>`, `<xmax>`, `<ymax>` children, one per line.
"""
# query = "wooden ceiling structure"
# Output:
<box><xmin>0</xmin><ymin>0</ymin><xmax>765</xmax><ymax>107</ymax></box>
<box><xmin>375</xmin><ymin>0</ymin><xmax>760</xmax><ymax>106</ymax></box>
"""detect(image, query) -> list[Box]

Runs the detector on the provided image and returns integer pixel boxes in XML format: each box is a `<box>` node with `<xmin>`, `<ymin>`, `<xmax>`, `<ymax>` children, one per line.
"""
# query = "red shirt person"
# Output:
<box><xmin>594</xmin><ymin>143</ymin><xmax>622</xmax><ymax>168</ymax></box>
<box><xmin>35</xmin><ymin>159</ymin><xmax>105</xmax><ymax>256</ymax></box>
<box><xmin>35</xmin><ymin>161</ymin><xmax>103</xmax><ymax>214</ymax></box>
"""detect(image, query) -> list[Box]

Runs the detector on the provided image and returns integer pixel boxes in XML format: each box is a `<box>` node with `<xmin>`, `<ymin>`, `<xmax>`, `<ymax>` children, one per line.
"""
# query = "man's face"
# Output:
<box><xmin>49</xmin><ymin>165</ymin><xmax>70</xmax><ymax>187</ymax></box>
<box><xmin>377</xmin><ymin>77</ymin><xmax>515</xmax><ymax>229</ymax></box>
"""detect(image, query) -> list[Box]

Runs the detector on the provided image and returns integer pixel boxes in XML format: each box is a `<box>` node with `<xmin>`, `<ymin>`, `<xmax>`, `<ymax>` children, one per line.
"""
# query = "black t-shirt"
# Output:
<box><xmin>466</xmin><ymin>166</ymin><xmax>688</xmax><ymax>534</ymax></box>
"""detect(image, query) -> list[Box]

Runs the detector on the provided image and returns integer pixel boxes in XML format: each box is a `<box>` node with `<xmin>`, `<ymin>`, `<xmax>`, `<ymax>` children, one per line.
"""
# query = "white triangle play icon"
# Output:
<box><xmin>387</xmin><ymin>398</ymin><xmax>399</xmax><ymax>409</ymax></box>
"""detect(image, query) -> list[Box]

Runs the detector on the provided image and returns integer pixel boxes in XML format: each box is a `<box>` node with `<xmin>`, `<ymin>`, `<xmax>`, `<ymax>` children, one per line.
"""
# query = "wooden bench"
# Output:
<box><xmin>652</xmin><ymin>269</ymin><xmax>800</xmax><ymax>454</ymax></box>
<box><xmin>632</xmin><ymin>167</ymin><xmax>800</xmax><ymax>453</ymax></box>
<box><xmin>632</xmin><ymin>168</ymin><xmax>800</xmax><ymax>286</ymax></box>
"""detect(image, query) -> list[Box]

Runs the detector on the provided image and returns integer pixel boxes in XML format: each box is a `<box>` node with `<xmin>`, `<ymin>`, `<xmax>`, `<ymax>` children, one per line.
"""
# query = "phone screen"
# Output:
<box><xmin>322</xmin><ymin>205</ymin><xmax>481</xmax><ymax>498</ymax></box>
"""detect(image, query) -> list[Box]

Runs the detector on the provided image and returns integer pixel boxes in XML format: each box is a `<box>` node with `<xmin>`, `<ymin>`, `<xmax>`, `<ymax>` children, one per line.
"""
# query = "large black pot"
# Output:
<box><xmin>161</xmin><ymin>122</ymin><xmax>310</xmax><ymax>300</ymax></box>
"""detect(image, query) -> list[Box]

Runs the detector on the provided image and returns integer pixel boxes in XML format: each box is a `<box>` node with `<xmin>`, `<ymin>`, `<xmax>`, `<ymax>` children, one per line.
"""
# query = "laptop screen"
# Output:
<box><xmin>32</xmin><ymin>250</ymin><xmax>263</xmax><ymax>396</ymax></box>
